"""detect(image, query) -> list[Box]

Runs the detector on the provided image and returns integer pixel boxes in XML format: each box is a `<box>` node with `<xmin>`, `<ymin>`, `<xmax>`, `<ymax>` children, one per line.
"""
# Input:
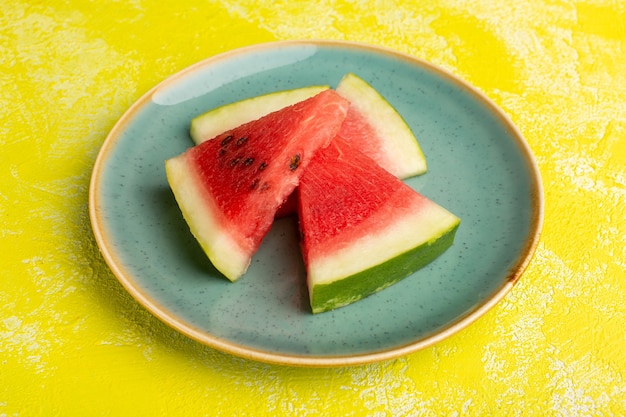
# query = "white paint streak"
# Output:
<box><xmin>1</xmin><ymin>316</ymin><xmax>50</xmax><ymax>374</ymax></box>
<box><xmin>548</xmin><ymin>355</ymin><xmax>623</xmax><ymax>416</ymax></box>
<box><xmin>348</xmin><ymin>361</ymin><xmax>435</xmax><ymax>415</ymax></box>
<box><xmin>1</xmin><ymin>0</ymin><xmax>147</xmax><ymax>380</ymax></box>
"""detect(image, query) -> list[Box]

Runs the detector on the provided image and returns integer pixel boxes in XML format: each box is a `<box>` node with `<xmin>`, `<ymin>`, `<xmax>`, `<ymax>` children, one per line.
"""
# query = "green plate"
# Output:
<box><xmin>89</xmin><ymin>40</ymin><xmax>543</xmax><ymax>367</ymax></box>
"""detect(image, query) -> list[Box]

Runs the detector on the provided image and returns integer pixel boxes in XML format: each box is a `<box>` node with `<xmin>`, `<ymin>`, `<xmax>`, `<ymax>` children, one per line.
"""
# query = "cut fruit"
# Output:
<box><xmin>335</xmin><ymin>73</ymin><xmax>427</xmax><ymax>179</ymax></box>
<box><xmin>166</xmin><ymin>90</ymin><xmax>349</xmax><ymax>281</ymax></box>
<box><xmin>190</xmin><ymin>86</ymin><xmax>329</xmax><ymax>145</ymax></box>
<box><xmin>298</xmin><ymin>137</ymin><xmax>460</xmax><ymax>313</ymax></box>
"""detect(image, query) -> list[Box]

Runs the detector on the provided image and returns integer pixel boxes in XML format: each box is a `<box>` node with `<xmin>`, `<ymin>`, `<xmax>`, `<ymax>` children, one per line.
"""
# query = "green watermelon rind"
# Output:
<box><xmin>190</xmin><ymin>86</ymin><xmax>330</xmax><ymax>145</ymax></box>
<box><xmin>310</xmin><ymin>220</ymin><xmax>460</xmax><ymax>314</ymax></box>
<box><xmin>305</xmin><ymin>193</ymin><xmax>461</xmax><ymax>314</ymax></box>
<box><xmin>335</xmin><ymin>73</ymin><xmax>427</xmax><ymax>178</ymax></box>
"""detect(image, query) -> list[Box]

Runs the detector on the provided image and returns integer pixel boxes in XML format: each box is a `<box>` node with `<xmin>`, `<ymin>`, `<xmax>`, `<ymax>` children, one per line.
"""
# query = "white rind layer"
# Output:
<box><xmin>190</xmin><ymin>86</ymin><xmax>329</xmax><ymax>145</ymax></box>
<box><xmin>308</xmin><ymin>200</ymin><xmax>460</xmax><ymax>286</ymax></box>
<box><xmin>165</xmin><ymin>154</ymin><xmax>250</xmax><ymax>281</ymax></box>
<box><xmin>336</xmin><ymin>73</ymin><xmax>427</xmax><ymax>178</ymax></box>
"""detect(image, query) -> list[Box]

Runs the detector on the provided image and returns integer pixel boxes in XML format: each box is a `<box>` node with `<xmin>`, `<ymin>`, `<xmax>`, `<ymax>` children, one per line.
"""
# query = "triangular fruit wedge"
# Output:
<box><xmin>298</xmin><ymin>137</ymin><xmax>460</xmax><ymax>314</ymax></box>
<box><xmin>335</xmin><ymin>73</ymin><xmax>427</xmax><ymax>179</ymax></box>
<box><xmin>166</xmin><ymin>90</ymin><xmax>350</xmax><ymax>281</ymax></box>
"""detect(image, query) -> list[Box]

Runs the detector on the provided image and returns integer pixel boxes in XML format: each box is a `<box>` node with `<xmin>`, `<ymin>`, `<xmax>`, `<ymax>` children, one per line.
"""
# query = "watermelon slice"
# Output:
<box><xmin>166</xmin><ymin>90</ymin><xmax>350</xmax><ymax>281</ymax></box>
<box><xmin>335</xmin><ymin>73</ymin><xmax>427</xmax><ymax>179</ymax></box>
<box><xmin>190</xmin><ymin>86</ymin><xmax>329</xmax><ymax>145</ymax></box>
<box><xmin>298</xmin><ymin>137</ymin><xmax>460</xmax><ymax>314</ymax></box>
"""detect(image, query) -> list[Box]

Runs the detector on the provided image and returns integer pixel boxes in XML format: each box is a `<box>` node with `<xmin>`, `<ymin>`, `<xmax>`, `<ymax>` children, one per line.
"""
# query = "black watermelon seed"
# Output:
<box><xmin>243</xmin><ymin>157</ymin><xmax>254</xmax><ymax>166</ymax></box>
<box><xmin>236</xmin><ymin>136</ymin><xmax>248</xmax><ymax>146</ymax></box>
<box><xmin>289</xmin><ymin>154</ymin><xmax>301</xmax><ymax>171</ymax></box>
<box><xmin>258</xmin><ymin>161</ymin><xmax>268</xmax><ymax>171</ymax></box>
<box><xmin>230</xmin><ymin>157</ymin><xmax>241</xmax><ymax>166</ymax></box>
<box><xmin>220</xmin><ymin>135</ymin><xmax>234</xmax><ymax>146</ymax></box>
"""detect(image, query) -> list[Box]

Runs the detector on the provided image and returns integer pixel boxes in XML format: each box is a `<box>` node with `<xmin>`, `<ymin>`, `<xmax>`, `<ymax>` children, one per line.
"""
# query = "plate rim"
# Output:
<box><xmin>89</xmin><ymin>39</ymin><xmax>544</xmax><ymax>367</ymax></box>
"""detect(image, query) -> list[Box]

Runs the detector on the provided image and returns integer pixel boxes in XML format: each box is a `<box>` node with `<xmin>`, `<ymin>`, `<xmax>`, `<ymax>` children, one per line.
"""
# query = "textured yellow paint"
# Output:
<box><xmin>1</xmin><ymin>0</ymin><xmax>625</xmax><ymax>415</ymax></box>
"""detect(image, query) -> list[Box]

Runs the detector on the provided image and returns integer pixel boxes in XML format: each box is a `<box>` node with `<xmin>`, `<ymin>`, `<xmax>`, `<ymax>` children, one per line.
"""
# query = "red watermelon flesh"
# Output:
<box><xmin>273</xmin><ymin>107</ymin><xmax>404</xmax><ymax>219</ymax></box>
<box><xmin>275</xmin><ymin>93</ymin><xmax>423</xmax><ymax>218</ymax></box>
<box><xmin>166</xmin><ymin>90</ymin><xmax>350</xmax><ymax>281</ymax></box>
<box><xmin>334</xmin><ymin>106</ymin><xmax>386</xmax><ymax>166</ymax></box>
<box><xmin>298</xmin><ymin>137</ymin><xmax>460</xmax><ymax>313</ymax></box>
<box><xmin>274</xmin><ymin>109</ymin><xmax>379</xmax><ymax>218</ymax></box>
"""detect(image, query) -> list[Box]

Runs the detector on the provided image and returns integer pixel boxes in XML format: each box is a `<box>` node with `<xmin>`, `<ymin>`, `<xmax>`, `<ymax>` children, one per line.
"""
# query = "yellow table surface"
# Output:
<box><xmin>2</xmin><ymin>1</ymin><xmax>625</xmax><ymax>415</ymax></box>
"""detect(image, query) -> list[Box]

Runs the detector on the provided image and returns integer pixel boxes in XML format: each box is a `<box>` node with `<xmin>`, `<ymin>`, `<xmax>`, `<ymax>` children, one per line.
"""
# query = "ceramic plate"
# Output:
<box><xmin>89</xmin><ymin>40</ymin><xmax>543</xmax><ymax>367</ymax></box>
